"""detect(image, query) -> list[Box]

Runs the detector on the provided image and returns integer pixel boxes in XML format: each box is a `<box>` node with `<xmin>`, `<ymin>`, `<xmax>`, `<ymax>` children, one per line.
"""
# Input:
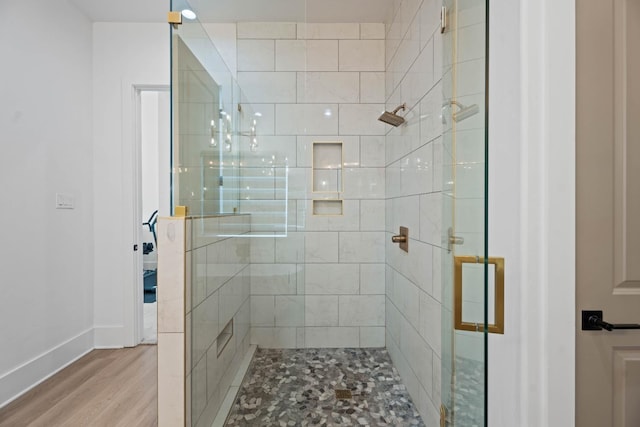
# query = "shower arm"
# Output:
<box><xmin>392</xmin><ymin>103</ymin><xmax>407</xmax><ymax>114</ymax></box>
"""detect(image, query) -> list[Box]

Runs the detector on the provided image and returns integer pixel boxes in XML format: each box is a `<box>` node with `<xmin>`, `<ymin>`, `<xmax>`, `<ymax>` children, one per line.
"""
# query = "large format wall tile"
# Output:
<box><xmin>339</xmin><ymin>232</ymin><xmax>385</xmax><ymax>263</ymax></box>
<box><xmin>339</xmin><ymin>104</ymin><xmax>387</xmax><ymax>135</ymax></box>
<box><xmin>338</xmin><ymin>295</ymin><xmax>385</xmax><ymax>326</ymax></box>
<box><xmin>275</xmin><ymin>104</ymin><xmax>339</xmax><ymax>135</ymax></box>
<box><xmin>191</xmin><ymin>291</ymin><xmax>219</xmax><ymax>365</ymax></box>
<box><xmin>360</xmin><ymin>326</ymin><xmax>385</xmax><ymax>347</ymax></box>
<box><xmin>275</xmin><ymin>296</ymin><xmax>304</xmax><ymax>327</ymax></box>
<box><xmin>161</xmin><ymin>216</ymin><xmax>251</xmax><ymax>427</ymax></box>
<box><xmin>251</xmin><ymin>327</ymin><xmax>297</xmax><ymax>348</ymax></box>
<box><xmin>158</xmin><ymin>218</ymin><xmax>185</xmax><ymax>334</ymax></box>
<box><xmin>343</xmin><ymin>168</ymin><xmax>385</xmax><ymax>199</ymax></box>
<box><xmin>237</xmin><ymin>22</ymin><xmax>296</xmax><ymax>39</ymax></box>
<box><xmin>339</xmin><ymin>40</ymin><xmax>385</xmax><ymax>71</ymax></box>
<box><xmin>237</xmin><ymin>40</ymin><xmax>275</xmax><ymax>71</ymax></box>
<box><xmin>250</xmin><ymin>264</ymin><xmax>298</xmax><ymax>295</ymax></box>
<box><xmin>361</xmin><ymin>72</ymin><xmax>386</xmax><ymax>103</ymax></box>
<box><xmin>275</xmin><ymin>40</ymin><xmax>339</xmax><ymax>71</ymax></box>
<box><xmin>297</xmin><ymin>72</ymin><xmax>360</xmax><ymax>104</ymax></box>
<box><xmin>305</xmin><ymin>296</ymin><xmax>339</xmax><ymax>326</ymax></box>
<box><xmin>360</xmin><ymin>263</ymin><xmax>386</xmax><ymax>294</ymax></box>
<box><xmin>360</xmin><ymin>136</ymin><xmax>386</xmax><ymax>167</ymax></box>
<box><xmin>305</xmin><ymin>264</ymin><xmax>359</xmax><ymax>294</ymax></box>
<box><xmin>297</xmin><ymin>23</ymin><xmax>360</xmax><ymax>40</ymax></box>
<box><xmin>305</xmin><ymin>327</ymin><xmax>359</xmax><ymax>348</ymax></box>
<box><xmin>360</xmin><ymin>200</ymin><xmax>386</xmax><ymax>231</ymax></box>
<box><xmin>251</xmin><ymin>295</ymin><xmax>275</xmax><ymax>327</ymax></box>
<box><xmin>238</xmin><ymin>72</ymin><xmax>296</xmax><ymax>103</ymax></box>
<box><xmin>304</xmin><ymin>232</ymin><xmax>339</xmax><ymax>263</ymax></box>
<box><xmin>361</xmin><ymin>23</ymin><xmax>386</xmax><ymax>40</ymax></box>
<box><xmin>383</xmin><ymin>1</ymin><xmax>445</xmax><ymax>424</ymax></box>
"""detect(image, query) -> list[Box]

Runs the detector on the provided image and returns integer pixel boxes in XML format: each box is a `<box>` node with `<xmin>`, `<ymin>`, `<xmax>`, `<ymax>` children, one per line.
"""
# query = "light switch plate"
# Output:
<box><xmin>55</xmin><ymin>193</ymin><xmax>75</xmax><ymax>209</ymax></box>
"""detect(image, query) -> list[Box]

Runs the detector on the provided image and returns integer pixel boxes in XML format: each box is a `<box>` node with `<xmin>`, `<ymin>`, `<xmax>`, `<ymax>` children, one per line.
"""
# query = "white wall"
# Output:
<box><xmin>488</xmin><ymin>0</ymin><xmax>522</xmax><ymax>425</ymax></box>
<box><xmin>93</xmin><ymin>23</ymin><xmax>169</xmax><ymax>347</ymax></box>
<box><xmin>0</xmin><ymin>0</ymin><xmax>94</xmax><ymax>406</ymax></box>
<box><xmin>519</xmin><ymin>0</ymin><xmax>576</xmax><ymax>425</ymax></box>
<box><xmin>488</xmin><ymin>0</ymin><xmax>575</xmax><ymax>425</ymax></box>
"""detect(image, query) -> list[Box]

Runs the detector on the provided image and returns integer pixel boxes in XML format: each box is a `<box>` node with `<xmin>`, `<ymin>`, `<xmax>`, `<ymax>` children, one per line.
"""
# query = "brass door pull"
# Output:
<box><xmin>454</xmin><ymin>256</ymin><xmax>505</xmax><ymax>334</ymax></box>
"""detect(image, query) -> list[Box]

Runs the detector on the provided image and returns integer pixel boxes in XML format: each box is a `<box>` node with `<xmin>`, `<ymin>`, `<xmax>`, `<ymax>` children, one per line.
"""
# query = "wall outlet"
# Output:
<box><xmin>55</xmin><ymin>193</ymin><xmax>75</xmax><ymax>209</ymax></box>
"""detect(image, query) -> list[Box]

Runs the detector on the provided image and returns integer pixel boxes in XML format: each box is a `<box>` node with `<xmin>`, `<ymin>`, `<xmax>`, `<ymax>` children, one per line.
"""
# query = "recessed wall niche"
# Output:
<box><xmin>312</xmin><ymin>142</ymin><xmax>343</xmax><ymax>215</ymax></box>
<box><xmin>312</xmin><ymin>142</ymin><xmax>342</xmax><ymax>193</ymax></box>
<box><xmin>312</xmin><ymin>200</ymin><xmax>343</xmax><ymax>215</ymax></box>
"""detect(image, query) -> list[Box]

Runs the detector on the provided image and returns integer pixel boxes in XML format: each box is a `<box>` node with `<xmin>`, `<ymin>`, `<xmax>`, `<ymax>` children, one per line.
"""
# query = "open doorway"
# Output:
<box><xmin>138</xmin><ymin>88</ymin><xmax>170</xmax><ymax>344</ymax></box>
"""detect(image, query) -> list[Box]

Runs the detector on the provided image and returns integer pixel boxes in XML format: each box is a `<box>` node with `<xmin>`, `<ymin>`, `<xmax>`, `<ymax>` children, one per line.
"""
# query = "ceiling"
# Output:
<box><xmin>69</xmin><ymin>0</ymin><xmax>166</xmax><ymax>23</ymax></box>
<box><xmin>70</xmin><ymin>0</ymin><xmax>392</xmax><ymax>23</ymax></box>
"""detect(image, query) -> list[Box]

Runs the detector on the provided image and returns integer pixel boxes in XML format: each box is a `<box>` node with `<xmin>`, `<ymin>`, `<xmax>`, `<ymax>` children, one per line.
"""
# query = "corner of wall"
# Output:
<box><xmin>93</xmin><ymin>326</ymin><xmax>125</xmax><ymax>349</ymax></box>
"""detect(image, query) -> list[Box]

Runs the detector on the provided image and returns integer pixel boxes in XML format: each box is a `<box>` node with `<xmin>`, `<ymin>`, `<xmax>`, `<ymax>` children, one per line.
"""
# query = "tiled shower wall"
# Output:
<box><xmin>157</xmin><ymin>215</ymin><xmax>251</xmax><ymax>427</ymax></box>
<box><xmin>188</xmin><ymin>215</ymin><xmax>251</xmax><ymax>426</ymax></box>
<box><xmin>384</xmin><ymin>0</ymin><xmax>444</xmax><ymax>425</ymax></box>
<box><xmin>232</xmin><ymin>22</ymin><xmax>389</xmax><ymax>348</ymax></box>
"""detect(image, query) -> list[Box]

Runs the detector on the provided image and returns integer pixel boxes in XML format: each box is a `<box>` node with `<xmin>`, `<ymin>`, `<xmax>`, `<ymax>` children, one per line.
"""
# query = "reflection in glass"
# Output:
<box><xmin>440</xmin><ymin>0</ymin><xmax>489</xmax><ymax>425</ymax></box>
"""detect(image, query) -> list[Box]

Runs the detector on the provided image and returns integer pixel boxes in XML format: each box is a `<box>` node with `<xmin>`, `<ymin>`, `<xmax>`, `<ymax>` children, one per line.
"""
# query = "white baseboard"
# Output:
<box><xmin>0</xmin><ymin>328</ymin><xmax>94</xmax><ymax>409</ymax></box>
<box><xmin>93</xmin><ymin>325</ymin><xmax>125</xmax><ymax>349</ymax></box>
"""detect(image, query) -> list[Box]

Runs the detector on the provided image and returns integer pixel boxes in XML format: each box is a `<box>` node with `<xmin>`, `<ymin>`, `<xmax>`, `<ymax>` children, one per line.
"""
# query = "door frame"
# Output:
<box><xmin>519</xmin><ymin>0</ymin><xmax>576</xmax><ymax>425</ymax></box>
<box><xmin>124</xmin><ymin>84</ymin><xmax>170</xmax><ymax>347</ymax></box>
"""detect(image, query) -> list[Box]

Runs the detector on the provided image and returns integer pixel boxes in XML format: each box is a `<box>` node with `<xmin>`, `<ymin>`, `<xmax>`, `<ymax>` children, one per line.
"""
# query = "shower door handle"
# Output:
<box><xmin>581</xmin><ymin>310</ymin><xmax>640</xmax><ymax>331</ymax></box>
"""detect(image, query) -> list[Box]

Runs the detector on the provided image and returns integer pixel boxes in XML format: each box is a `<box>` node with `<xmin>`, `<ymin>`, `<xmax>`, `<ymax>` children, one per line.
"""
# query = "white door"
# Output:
<box><xmin>576</xmin><ymin>1</ymin><xmax>640</xmax><ymax>426</ymax></box>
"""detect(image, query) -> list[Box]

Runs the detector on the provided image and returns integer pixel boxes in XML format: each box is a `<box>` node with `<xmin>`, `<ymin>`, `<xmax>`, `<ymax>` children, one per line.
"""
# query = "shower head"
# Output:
<box><xmin>451</xmin><ymin>101</ymin><xmax>479</xmax><ymax>122</ymax></box>
<box><xmin>378</xmin><ymin>103</ymin><xmax>407</xmax><ymax>127</ymax></box>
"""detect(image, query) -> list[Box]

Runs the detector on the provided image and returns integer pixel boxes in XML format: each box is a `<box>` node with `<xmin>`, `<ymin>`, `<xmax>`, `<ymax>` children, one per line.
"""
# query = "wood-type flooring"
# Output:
<box><xmin>0</xmin><ymin>345</ymin><xmax>157</xmax><ymax>427</ymax></box>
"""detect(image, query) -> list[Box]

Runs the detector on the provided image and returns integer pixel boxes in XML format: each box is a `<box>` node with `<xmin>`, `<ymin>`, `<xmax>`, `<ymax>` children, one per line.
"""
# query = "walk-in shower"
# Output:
<box><xmin>157</xmin><ymin>0</ymin><xmax>490</xmax><ymax>426</ymax></box>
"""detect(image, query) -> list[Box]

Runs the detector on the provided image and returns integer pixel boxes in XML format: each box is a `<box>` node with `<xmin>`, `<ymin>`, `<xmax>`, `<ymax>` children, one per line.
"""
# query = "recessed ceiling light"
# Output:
<box><xmin>181</xmin><ymin>9</ymin><xmax>196</xmax><ymax>20</ymax></box>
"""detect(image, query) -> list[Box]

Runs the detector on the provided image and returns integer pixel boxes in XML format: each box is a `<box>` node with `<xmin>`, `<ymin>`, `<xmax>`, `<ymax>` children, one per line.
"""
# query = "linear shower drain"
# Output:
<box><xmin>335</xmin><ymin>389</ymin><xmax>353</xmax><ymax>400</ymax></box>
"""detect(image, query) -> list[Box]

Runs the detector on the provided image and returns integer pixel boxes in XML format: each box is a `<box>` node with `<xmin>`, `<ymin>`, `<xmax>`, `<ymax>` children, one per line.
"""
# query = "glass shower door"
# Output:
<box><xmin>170</xmin><ymin>2</ymin><xmax>296</xmax><ymax>425</ymax></box>
<box><xmin>170</xmin><ymin>0</ymin><xmax>240</xmax><ymax>217</ymax></box>
<box><xmin>440</xmin><ymin>0</ymin><xmax>489</xmax><ymax>426</ymax></box>
<box><xmin>170</xmin><ymin>2</ymin><xmax>248</xmax><ymax>425</ymax></box>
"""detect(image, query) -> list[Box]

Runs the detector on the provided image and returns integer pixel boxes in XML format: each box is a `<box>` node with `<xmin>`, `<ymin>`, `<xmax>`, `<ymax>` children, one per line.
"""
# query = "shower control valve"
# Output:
<box><xmin>391</xmin><ymin>227</ymin><xmax>409</xmax><ymax>253</ymax></box>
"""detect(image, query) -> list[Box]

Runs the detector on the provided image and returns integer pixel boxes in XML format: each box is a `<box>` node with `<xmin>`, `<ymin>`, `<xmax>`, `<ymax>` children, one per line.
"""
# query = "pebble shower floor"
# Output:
<box><xmin>224</xmin><ymin>348</ymin><xmax>425</xmax><ymax>426</ymax></box>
